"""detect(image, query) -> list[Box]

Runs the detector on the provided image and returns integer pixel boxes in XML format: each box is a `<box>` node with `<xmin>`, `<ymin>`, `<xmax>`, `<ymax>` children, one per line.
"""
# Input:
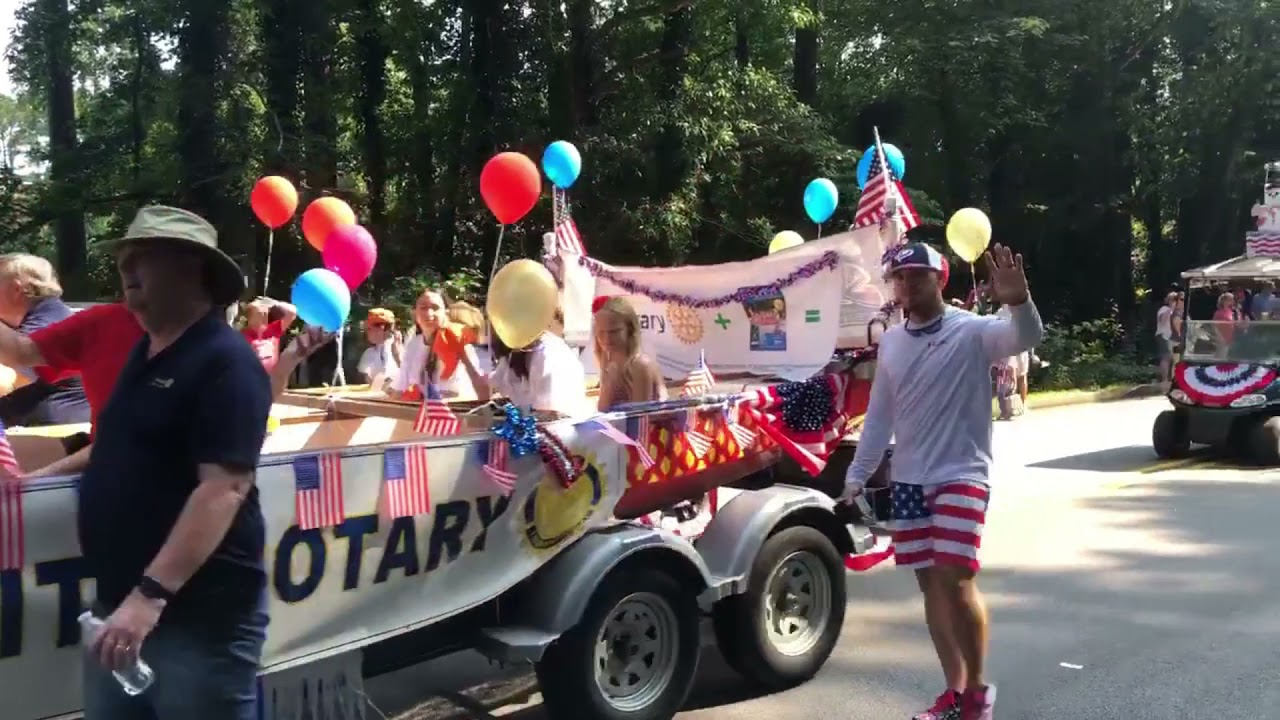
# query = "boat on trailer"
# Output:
<box><xmin>1</xmin><ymin>223</ymin><xmax>895</xmax><ymax>720</ymax></box>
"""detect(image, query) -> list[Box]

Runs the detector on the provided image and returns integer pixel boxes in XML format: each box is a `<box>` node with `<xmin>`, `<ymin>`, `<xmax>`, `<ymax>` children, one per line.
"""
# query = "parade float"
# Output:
<box><xmin>0</xmin><ymin>136</ymin><xmax>987</xmax><ymax>720</ymax></box>
<box><xmin>1155</xmin><ymin>161</ymin><xmax>1280</xmax><ymax>464</ymax></box>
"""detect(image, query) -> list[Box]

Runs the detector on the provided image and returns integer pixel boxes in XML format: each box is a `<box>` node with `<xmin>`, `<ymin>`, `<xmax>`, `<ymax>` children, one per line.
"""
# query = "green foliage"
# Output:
<box><xmin>1035</xmin><ymin>317</ymin><xmax>1155</xmax><ymax>390</ymax></box>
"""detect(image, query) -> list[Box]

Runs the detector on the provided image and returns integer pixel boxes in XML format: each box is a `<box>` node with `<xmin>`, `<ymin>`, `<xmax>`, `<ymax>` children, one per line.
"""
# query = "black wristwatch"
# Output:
<box><xmin>137</xmin><ymin>575</ymin><xmax>176</xmax><ymax>603</ymax></box>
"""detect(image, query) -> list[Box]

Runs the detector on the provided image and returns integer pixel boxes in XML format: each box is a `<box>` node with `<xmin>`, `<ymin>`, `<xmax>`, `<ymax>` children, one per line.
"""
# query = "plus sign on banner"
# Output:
<box><xmin>571</xmin><ymin>230</ymin><xmax>887</xmax><ymax>381</ymax></box>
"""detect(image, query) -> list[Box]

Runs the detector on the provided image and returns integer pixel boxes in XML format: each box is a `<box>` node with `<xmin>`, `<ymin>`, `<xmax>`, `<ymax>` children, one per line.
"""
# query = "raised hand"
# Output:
<box><xmin>285</xmin><ymin>325</ymin><xmax>336</xmax><ymax>360</ymax></box>
<box><xmin>982</xmin><ymin>243</ymin><xmax>1030</xmax><ymax>306</ymax></box>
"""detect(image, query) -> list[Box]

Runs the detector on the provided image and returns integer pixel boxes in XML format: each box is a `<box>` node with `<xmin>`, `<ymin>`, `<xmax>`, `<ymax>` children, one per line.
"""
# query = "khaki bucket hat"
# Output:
<box><xmin>108</xmin><ymin>206</ymin><xmax>246</xmax><ymax>306</ymax></box>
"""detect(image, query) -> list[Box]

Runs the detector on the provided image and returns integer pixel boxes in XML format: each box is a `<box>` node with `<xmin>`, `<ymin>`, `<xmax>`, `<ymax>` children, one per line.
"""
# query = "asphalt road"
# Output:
<box><xmin>369</xmin><ymin>397</ymin><xmax>1280</xmax><ymax>720</ymax></box>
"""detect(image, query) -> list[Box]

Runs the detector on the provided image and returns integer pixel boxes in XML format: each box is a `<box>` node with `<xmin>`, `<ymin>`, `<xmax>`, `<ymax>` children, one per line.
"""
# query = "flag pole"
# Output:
<box><xmin>872</xmin><ymin>126</ymin><xmax>903</xmax><ymax>248</ymax></box>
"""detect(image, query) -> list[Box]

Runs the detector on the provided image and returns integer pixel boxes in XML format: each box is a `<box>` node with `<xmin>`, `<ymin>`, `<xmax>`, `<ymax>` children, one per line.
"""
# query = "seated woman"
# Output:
<box><xmin>473</xmin><ymin>314</ymin><xmax>588</xmax><ymax>418</ymax></box>
<box><xmin>390</xmin><ymin>287</ymin><xmax>484</xmax><ymax>400</ymax></box>
<box><xmin>593</xmin><ymin>297</ymin><xmax>666</xmax><ymax>411</ymax></box>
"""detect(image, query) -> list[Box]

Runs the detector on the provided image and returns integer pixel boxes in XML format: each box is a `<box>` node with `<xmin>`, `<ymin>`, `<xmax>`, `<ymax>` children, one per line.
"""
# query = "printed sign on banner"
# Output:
<box><xmin>574</xmin><ymin>227</ymin><xmax>890</xmax><ymax>381</ymax></box>
<box><xmin>0</xmin><ymin>423</ymin><xmax>627</xmax><ymax>720</ymax></box>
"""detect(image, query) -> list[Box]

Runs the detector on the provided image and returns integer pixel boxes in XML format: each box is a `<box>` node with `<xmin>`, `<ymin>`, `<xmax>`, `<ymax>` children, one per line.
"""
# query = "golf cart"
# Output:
<box><xmin>1154</xmin><ymin>163</ymin><xmax>1280</xmax><ymax>463</ymax></box>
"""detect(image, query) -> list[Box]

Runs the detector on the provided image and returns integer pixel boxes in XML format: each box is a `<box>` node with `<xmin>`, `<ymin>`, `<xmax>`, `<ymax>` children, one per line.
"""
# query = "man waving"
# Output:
<box><xmin>842</xmin><ymin>242</ymin><xmax>1043</xmax><ymax>720</ymax></box>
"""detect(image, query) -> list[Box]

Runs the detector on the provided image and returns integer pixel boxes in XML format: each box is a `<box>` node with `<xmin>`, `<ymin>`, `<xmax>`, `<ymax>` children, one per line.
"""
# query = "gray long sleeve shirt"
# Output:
<box><xmin>845</xmin><ymin>300</ymin><xmax>1044</xmax><ymax>489</ymax></box>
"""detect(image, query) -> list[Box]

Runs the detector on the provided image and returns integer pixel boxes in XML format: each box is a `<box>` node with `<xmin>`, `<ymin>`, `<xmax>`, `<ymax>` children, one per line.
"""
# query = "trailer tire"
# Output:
<box><xmin>712</xmin><ymin>526</ymin><xmax>846</xmax><ymax>689</ymax></box>
<box><xmin>1152</xmin><ymin>410</ymin><xmax>1190</xmax><ymax>459</ymax></box>
<box><xmin>1251</xmin><ymin>417</ymin><xmax>1280</xmax><ymax>466</ymax></box>
<box><xmin>536</xmin><ymin>566</ymin><xmax>700</xmax><ymax>720</ymax></box>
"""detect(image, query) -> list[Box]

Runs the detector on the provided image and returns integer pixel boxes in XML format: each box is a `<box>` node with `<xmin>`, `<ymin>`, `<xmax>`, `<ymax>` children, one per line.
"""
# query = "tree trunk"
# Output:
<box><xmin>355</xmin><ymin>0</ymin><xmax>389</xmax><ymax>232</ymax></box>
<box><xmin>566</xmin><ymin>0</ymin><xmax>597</xmax><ymax>129</ymax></box>
<box><xmin>40</xmin><ymin>0</ymin><xmax>87</xmax><ymax>292</ymax></box>
<box><xmin>300</xmin><ymin>0</ymin><xmax>339</xmax><ymax>193</ymax></box>
<box><xmin>793</xmin><ymin>13</ymin><xmax>817</xmax><ymax>107</ymax></box>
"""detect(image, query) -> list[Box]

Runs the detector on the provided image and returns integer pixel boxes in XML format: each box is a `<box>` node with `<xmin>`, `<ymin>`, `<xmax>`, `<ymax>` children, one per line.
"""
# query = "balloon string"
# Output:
<box><xmin>969</xmin><ymin>263</ymin><xmax>978</xmax><ymax>311</ymax></box>
<box><xmin>330</xmin><ymin>326</ymin><xmax>347</xmax><ymax>388</ymax></box>
<box><xmin>489</xmin><ymin>224</ymin><xmax>507</xmax><ymax>284</ymax></box>
<box><xmin>264</xmin><ymin>229</ymin><xmax>274</xmax><ymax>295</ymax></box>
<box><xmin>817</xmin><ymin>223</ymin><xmax>823</xmax><ymax>239</ymax></box>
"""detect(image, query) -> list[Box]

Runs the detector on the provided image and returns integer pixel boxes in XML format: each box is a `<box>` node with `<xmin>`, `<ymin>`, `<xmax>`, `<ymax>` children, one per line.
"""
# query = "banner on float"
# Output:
<box><xmin>0</xmin><ymin>423</ymin><xmax>627</xmax><ymax>720</ymax></box>
<box><xmin>571</xmin><ymin>228</ymin><xmax>889</xmax><ymax>381</ymax></box>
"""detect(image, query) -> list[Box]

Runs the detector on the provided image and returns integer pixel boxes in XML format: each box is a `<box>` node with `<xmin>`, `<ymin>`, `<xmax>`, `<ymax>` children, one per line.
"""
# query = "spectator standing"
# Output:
<box><xmin>356</xmin><ymin>307</ymin><xmax>401</xmax><ymax>392</ymax></box>
<box><xmin>1155</xmin><ymin>291</ymin><xmax>1177</xmax><ymax>384</ymax></box>
<box><xmin>78</xmin><ymin>206</ymin><xmax>273</xmax><ymax>720</ymax></box>
<box><xmin>0</xmin><ymin>254</ymin><xmax>91</xmax><ymax>426</ymax></box>
<box><xmin>240</xmin><ymin>296</ymin><xmax>297</xmax><ymax>371</ymax></box>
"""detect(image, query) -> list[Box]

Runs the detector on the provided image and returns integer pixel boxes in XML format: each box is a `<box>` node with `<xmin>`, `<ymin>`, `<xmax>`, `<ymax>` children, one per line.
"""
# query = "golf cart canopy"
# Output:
<box><xmin>1181</xmin><ymin>255</ymin><xmax>1280</xmax><ymax>286</ymax></box>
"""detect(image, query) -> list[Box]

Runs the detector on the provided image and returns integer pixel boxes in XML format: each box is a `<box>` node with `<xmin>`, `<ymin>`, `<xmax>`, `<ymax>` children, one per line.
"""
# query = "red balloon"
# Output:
<box><xmin>939</xmin><ymin>255</ymin><xmax>950</xmax><ymax>290</ymax></box>
<box><xmin>480</xmin><ymin>152</ymin><xmax>541</xmax><ymax>224</ymax></box>
<box><xmin>250</xmin><ymin>176</ymin><xmax>298</xmax><ymax>229</ymax></box>
<box><xmin>302</xmin><ymin>197</ymin><xmax>356</xmax><ymax>251</ymax></box>
<box><xmin>322</xmin><ymin>224</ymin><xmax>378</xmax><ymax>290</ymax></box>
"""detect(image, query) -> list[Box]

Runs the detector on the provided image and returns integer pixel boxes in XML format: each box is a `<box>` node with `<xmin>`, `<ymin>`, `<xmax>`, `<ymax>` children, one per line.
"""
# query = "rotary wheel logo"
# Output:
<box><xmin>665</xmin><ymin>304</ymin><xmax>704</xmax><ymax>345</ymax></box>
<box><xmin>520</xmin><ymin>452</ymin><xmax>606</xmax><ymax>552</ymax></box>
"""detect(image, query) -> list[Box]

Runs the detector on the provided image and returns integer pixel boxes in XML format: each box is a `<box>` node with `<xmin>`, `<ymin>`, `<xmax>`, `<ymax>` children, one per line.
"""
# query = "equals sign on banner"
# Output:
<box><xmin>805</xmin><ymin>309</ymin><xmax>821</xmax><ymax>323</ymax></box>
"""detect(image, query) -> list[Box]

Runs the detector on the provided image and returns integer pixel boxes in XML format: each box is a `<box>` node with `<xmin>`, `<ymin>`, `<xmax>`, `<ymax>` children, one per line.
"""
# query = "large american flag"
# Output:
<box><xmin>854</xmin><ymin>145</ymin><xmax>920</xmax><ymax>231</ymax></box>
<box><xmin>293</xmin><ymin>453</ymin><xmax>345</xmax><ymax>530</ymax></box>
<box><xmin>681</xmin><ymin>350</ymin><xmax>715</xmax><ymax>398</ymax></box>
<box><xmin>740</xmin><ymin>373</ymin><xmax>866</xmax><ymax>476</ymax></box>
<box><xmin>383</xmin><ymin>445</ymin><xmax>431</xmax><ymax>518</ymax></box>
<box><xmin>482</xmin><ymin>440</ymin><xmax>517</xmax><ymax>493</ymax></box>
<box><xmin>414</xmin><ymin>383</ymin><xmax>460</xmax><ymax>436</ymax></box>
<box><xmin>553</xmin><ymin>189</ymin><xmax>586</xmax><ymax>255</ymax></box>
<box><xmin>0</xmin><ymin>420</ymin><xmax>22</xmax><ymax>570</ymax></box>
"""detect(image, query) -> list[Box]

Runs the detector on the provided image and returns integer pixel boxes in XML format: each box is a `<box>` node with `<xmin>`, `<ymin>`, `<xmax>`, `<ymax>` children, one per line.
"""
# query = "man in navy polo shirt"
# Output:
<box><xmin>79</xmin><ymin>206</ymin><xmax>273</xmax><ymax>720</ymax></box>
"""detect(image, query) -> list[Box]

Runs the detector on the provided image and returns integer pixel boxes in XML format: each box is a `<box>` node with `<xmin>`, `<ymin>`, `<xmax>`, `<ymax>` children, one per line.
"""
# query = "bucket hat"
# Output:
<box><xmin>105</xmin><ymin>206</ymin><xmax>246</xmax><ymax>306</ymax></box>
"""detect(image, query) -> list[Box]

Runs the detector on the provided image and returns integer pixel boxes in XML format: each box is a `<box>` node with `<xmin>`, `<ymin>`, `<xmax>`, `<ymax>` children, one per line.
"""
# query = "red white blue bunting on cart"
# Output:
<box><xmin>1174</xmin><ymin>362</ymin><xmax>1277</xmax><ymax>406</ymax></box>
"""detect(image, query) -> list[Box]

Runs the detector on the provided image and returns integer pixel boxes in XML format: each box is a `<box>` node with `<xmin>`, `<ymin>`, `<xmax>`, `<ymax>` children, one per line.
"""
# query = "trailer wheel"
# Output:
<box><xmin>712</xmin><ymin>526</ymin><xmax>846</xmax><ymax>689</ymax></box>
<box><xmin>1152</xmin><ymin>410</ymin><xmax>1190</xmax><ymax>459</ymax></box>
<box><xmin>536</xmin><ymin>567</ymin><xmax>700</xmax><ymax>720</ymax></box>
<box><xmin>1251</xmin><ymin>417</ymin><xmax>1280</xmax><ymax>466</ymax></box>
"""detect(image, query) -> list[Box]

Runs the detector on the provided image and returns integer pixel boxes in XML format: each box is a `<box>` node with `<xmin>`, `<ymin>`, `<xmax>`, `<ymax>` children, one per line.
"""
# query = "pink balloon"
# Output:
<box><xmin>322</xmin><ymin>224</ymin><xmax>377</xmax><ymax>290</ymax></box>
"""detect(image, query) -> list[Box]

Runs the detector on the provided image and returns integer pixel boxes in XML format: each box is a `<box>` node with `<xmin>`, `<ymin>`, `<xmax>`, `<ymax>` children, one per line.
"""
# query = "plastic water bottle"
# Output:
<box><xmin>78</xmin><ymin>611</ymin><xmax>155</xmax><ymax>695</ymax></box>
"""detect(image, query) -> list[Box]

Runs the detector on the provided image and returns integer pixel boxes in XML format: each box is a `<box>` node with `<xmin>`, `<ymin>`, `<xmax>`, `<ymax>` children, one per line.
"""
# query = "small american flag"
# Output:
<box><xmin>383</xmin><ymin>445</ymin><xmax>431</xmax><ymax>518</ymax></box>
<box><xmin>854</xmin><ymin>143</ymin><xmax>920</xmax><ymax>231</ymax></box>
<box><xmin>482</xmin><ymin>440</ymin><xmax>517</xmax><ymax>493</ymax></box>
<box><xmin>0</xmin><ymin>420</ymin><xmax>23</xmax><ymax>570</ymax></box>
<box><xmin>624</xmin><ymin>414</ymin><xmax>655</xmax><ymax>467</ymax></box>
<box><xmin>553</xmin><ymin>189</ymin><xmax>586</xmax><ymax>255</ymax></box>
<box><xmin>414</xmin><ymin>383</ymin><xmax>460</xmax><ymax>436</ymax></box>
<box><xmin>293</xmin><ymin>454</ymin><xmax>345</xmax><ymax>530</ymax></box>
<box><xmin>681</xmin><ymin>350</ymin><xmax>715</xmax><ymax>398</ymax></box>
<box><xmin>723</xmin><ymin>401</ymin><xmax>757</xmax><ymax>450</ymax></box>
<box><xmin>584</xmin><ymin>417</ymin><xmax>653</xmax><ymax>468</ymax></box>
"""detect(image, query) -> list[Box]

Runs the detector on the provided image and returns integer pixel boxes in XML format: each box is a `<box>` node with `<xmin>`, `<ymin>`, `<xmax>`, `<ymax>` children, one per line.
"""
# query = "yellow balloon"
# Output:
<box><xmin>768</xmin><ymin>230</ymin><xmax>804</xmax><ymax>255</ymax></box>
<box><xmin>488</xmin><ymin>259</ymin><xmax>558</xmax><ymax>349</ymax></box>
<box><xmin>946</xmin><ymin>207</ymin><xmax>993</xmax><ymax>263</ymax></box>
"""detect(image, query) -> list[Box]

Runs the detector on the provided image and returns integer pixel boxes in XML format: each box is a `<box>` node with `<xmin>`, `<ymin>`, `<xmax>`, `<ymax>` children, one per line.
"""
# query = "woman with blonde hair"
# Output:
<box><xmin>593</xmin><ymin>296</ymin><xmax>666</xmax><ymax>411</ymax></box>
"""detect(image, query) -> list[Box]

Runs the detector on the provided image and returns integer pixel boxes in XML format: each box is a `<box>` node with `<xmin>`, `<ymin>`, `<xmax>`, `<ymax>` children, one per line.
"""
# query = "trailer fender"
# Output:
<box><xmin>504</xmin><ymin>523</ymin><xmax>715</xmax><ymax>639</ymax></box>
<box><xmin>697</xmin><ymin>485</ymin><xmax>855</xmax><ymax>600</ymax></box>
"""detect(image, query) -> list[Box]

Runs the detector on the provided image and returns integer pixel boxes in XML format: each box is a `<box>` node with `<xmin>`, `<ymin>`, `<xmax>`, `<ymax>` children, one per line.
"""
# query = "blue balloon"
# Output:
<box><xmin>856</xmin><ymin>143</ymin><xmax>906</xmax><ymax>189</ymax></box>
<box><xmin>292</xmin><ymin>268</ymin><xmax>351</xmax><ymax>332</ymax></box>
<box><xmin>542</xmin><ymin>141</ymin><xmax>582</xmax><ymax>189</ymax></box>
<box><xmin>803</xmin><ymin>178</ymin><xmax>839</xmax><ymax>224</ymax></box>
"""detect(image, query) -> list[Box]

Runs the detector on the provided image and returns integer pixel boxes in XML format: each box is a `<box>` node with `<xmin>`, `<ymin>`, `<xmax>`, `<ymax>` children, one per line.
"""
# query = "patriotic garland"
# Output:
<box><xmin>488</xmin><ymin>403</ymin><xmax>585</xmax><ymax>491</ymax></box>
<box><xmin>577</xmin><ymin>251</ymin><xmax>840</xmax><ymax>309</ymax></box>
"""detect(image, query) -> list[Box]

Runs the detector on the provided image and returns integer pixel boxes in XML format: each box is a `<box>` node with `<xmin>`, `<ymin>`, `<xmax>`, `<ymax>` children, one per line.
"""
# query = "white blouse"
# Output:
<box><xmin>391</xmin><ymin>333</ymin><xmax>478</xmax><ymax>400</ymax></box>
<box><xmin>357</xmin><ymin>340</ymin><xmax>400</xmax><ymax>389</ymax></box>
<box><xmin>490</xmin><ymin>332</ymin><xmax>588</xmax><ymax>416</ymax></box>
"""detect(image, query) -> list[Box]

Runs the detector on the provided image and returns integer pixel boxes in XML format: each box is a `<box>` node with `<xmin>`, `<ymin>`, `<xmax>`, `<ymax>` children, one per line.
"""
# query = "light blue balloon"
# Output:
<box><xmin>803</xmin><ymin>178</ymin><xmax>839</xmax><ymax>224</ymax></box>
<box><xmin>292</xmin><ymin>268</ymin><xmax>351</xmax><ymax>332</ymax></box>
<box><xmin>856</xmin><ymin>143</ymin><xmax>906</xmax><ymax>189</ymax></box>
<box><xmin>542</xmin><ymin>141</ymin><xmax>582</xmax><ymax>189</ymax></box>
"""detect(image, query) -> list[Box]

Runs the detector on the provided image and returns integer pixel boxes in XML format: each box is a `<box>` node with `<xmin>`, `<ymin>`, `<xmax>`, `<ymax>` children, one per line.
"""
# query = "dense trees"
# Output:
<box><xmin>0</xmin><ymin>0</ymin><xmax>1275</xmax><ymax>326</ymax></box>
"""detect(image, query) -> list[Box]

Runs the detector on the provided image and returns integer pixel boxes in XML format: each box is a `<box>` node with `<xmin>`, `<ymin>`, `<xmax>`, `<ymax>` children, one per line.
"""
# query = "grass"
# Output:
<box><xmin>992</xmin><ymin>382</ymin><xmax>1163</xmax><ymax>416</ymax></box>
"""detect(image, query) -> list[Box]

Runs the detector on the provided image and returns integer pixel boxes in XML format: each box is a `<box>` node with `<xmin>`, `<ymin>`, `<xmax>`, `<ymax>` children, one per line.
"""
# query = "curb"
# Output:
<box><xmin>1026</xmin><ymin>383</ymin><xmax>1165</xmax><ymax>410</ymax></box>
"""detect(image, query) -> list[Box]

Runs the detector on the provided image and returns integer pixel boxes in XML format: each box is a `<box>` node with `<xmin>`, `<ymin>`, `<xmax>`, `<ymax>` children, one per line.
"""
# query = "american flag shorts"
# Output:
<box><xmin>889</xmin><ymin>480</ymin><xmax>990</xmax><ymax>572</ymax></box>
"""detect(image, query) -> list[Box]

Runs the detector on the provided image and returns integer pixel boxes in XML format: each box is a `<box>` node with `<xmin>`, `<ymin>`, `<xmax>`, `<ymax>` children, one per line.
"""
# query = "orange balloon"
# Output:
<box><xmin>250</xmin><ymin>176</ymin><xmax>298</xmax><ymax>229</ymax></box>
<box><xmin>302</xmin><ymin>197</ymin><xmax>356</xmax><ymax>251</ymax></box>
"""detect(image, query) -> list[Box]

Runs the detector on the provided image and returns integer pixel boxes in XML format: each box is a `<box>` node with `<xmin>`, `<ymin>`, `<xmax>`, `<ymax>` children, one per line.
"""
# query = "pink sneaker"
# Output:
<box><xmin>959</xmin><ymin>685</ymin><xmax>997</xmax><ymax>720</ymax></box>
<box><xmin>912</xmin><ymin>690</ymin><xmax>960</xmax><ymax>720</ymax></box>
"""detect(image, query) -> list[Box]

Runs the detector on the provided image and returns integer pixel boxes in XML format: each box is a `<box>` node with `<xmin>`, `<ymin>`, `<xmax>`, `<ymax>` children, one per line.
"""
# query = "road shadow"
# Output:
<box><xmin>1025</xmin><ymin>444</ymin><xmax>1228</xmax><ymax>473</ymax></box>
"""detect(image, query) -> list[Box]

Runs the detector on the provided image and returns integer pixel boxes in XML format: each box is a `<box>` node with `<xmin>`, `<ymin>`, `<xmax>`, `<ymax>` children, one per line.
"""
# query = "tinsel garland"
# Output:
<box><xmin>578</xmin><ymin>251</ymin><xmax>840</xmax><ymax>308</ymax></box>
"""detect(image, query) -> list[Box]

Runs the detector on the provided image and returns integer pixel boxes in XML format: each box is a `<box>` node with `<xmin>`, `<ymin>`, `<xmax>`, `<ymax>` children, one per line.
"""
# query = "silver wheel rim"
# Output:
<box><xmin>763</xmin><ymin>550</ymin><xmax>831</xmax><ymax>656</ymax></box>
<box><xmin>593</xmin><ymin>592</ymin><xmax>679</xmax><ymax>711</ymax></box>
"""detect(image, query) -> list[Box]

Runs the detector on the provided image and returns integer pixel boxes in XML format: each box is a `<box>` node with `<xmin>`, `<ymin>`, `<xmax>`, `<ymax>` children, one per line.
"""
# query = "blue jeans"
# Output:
<box><xmin>83</xmin><ymin>610</ymin><xmax>268</xmax><ymax>720</ymax></box>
